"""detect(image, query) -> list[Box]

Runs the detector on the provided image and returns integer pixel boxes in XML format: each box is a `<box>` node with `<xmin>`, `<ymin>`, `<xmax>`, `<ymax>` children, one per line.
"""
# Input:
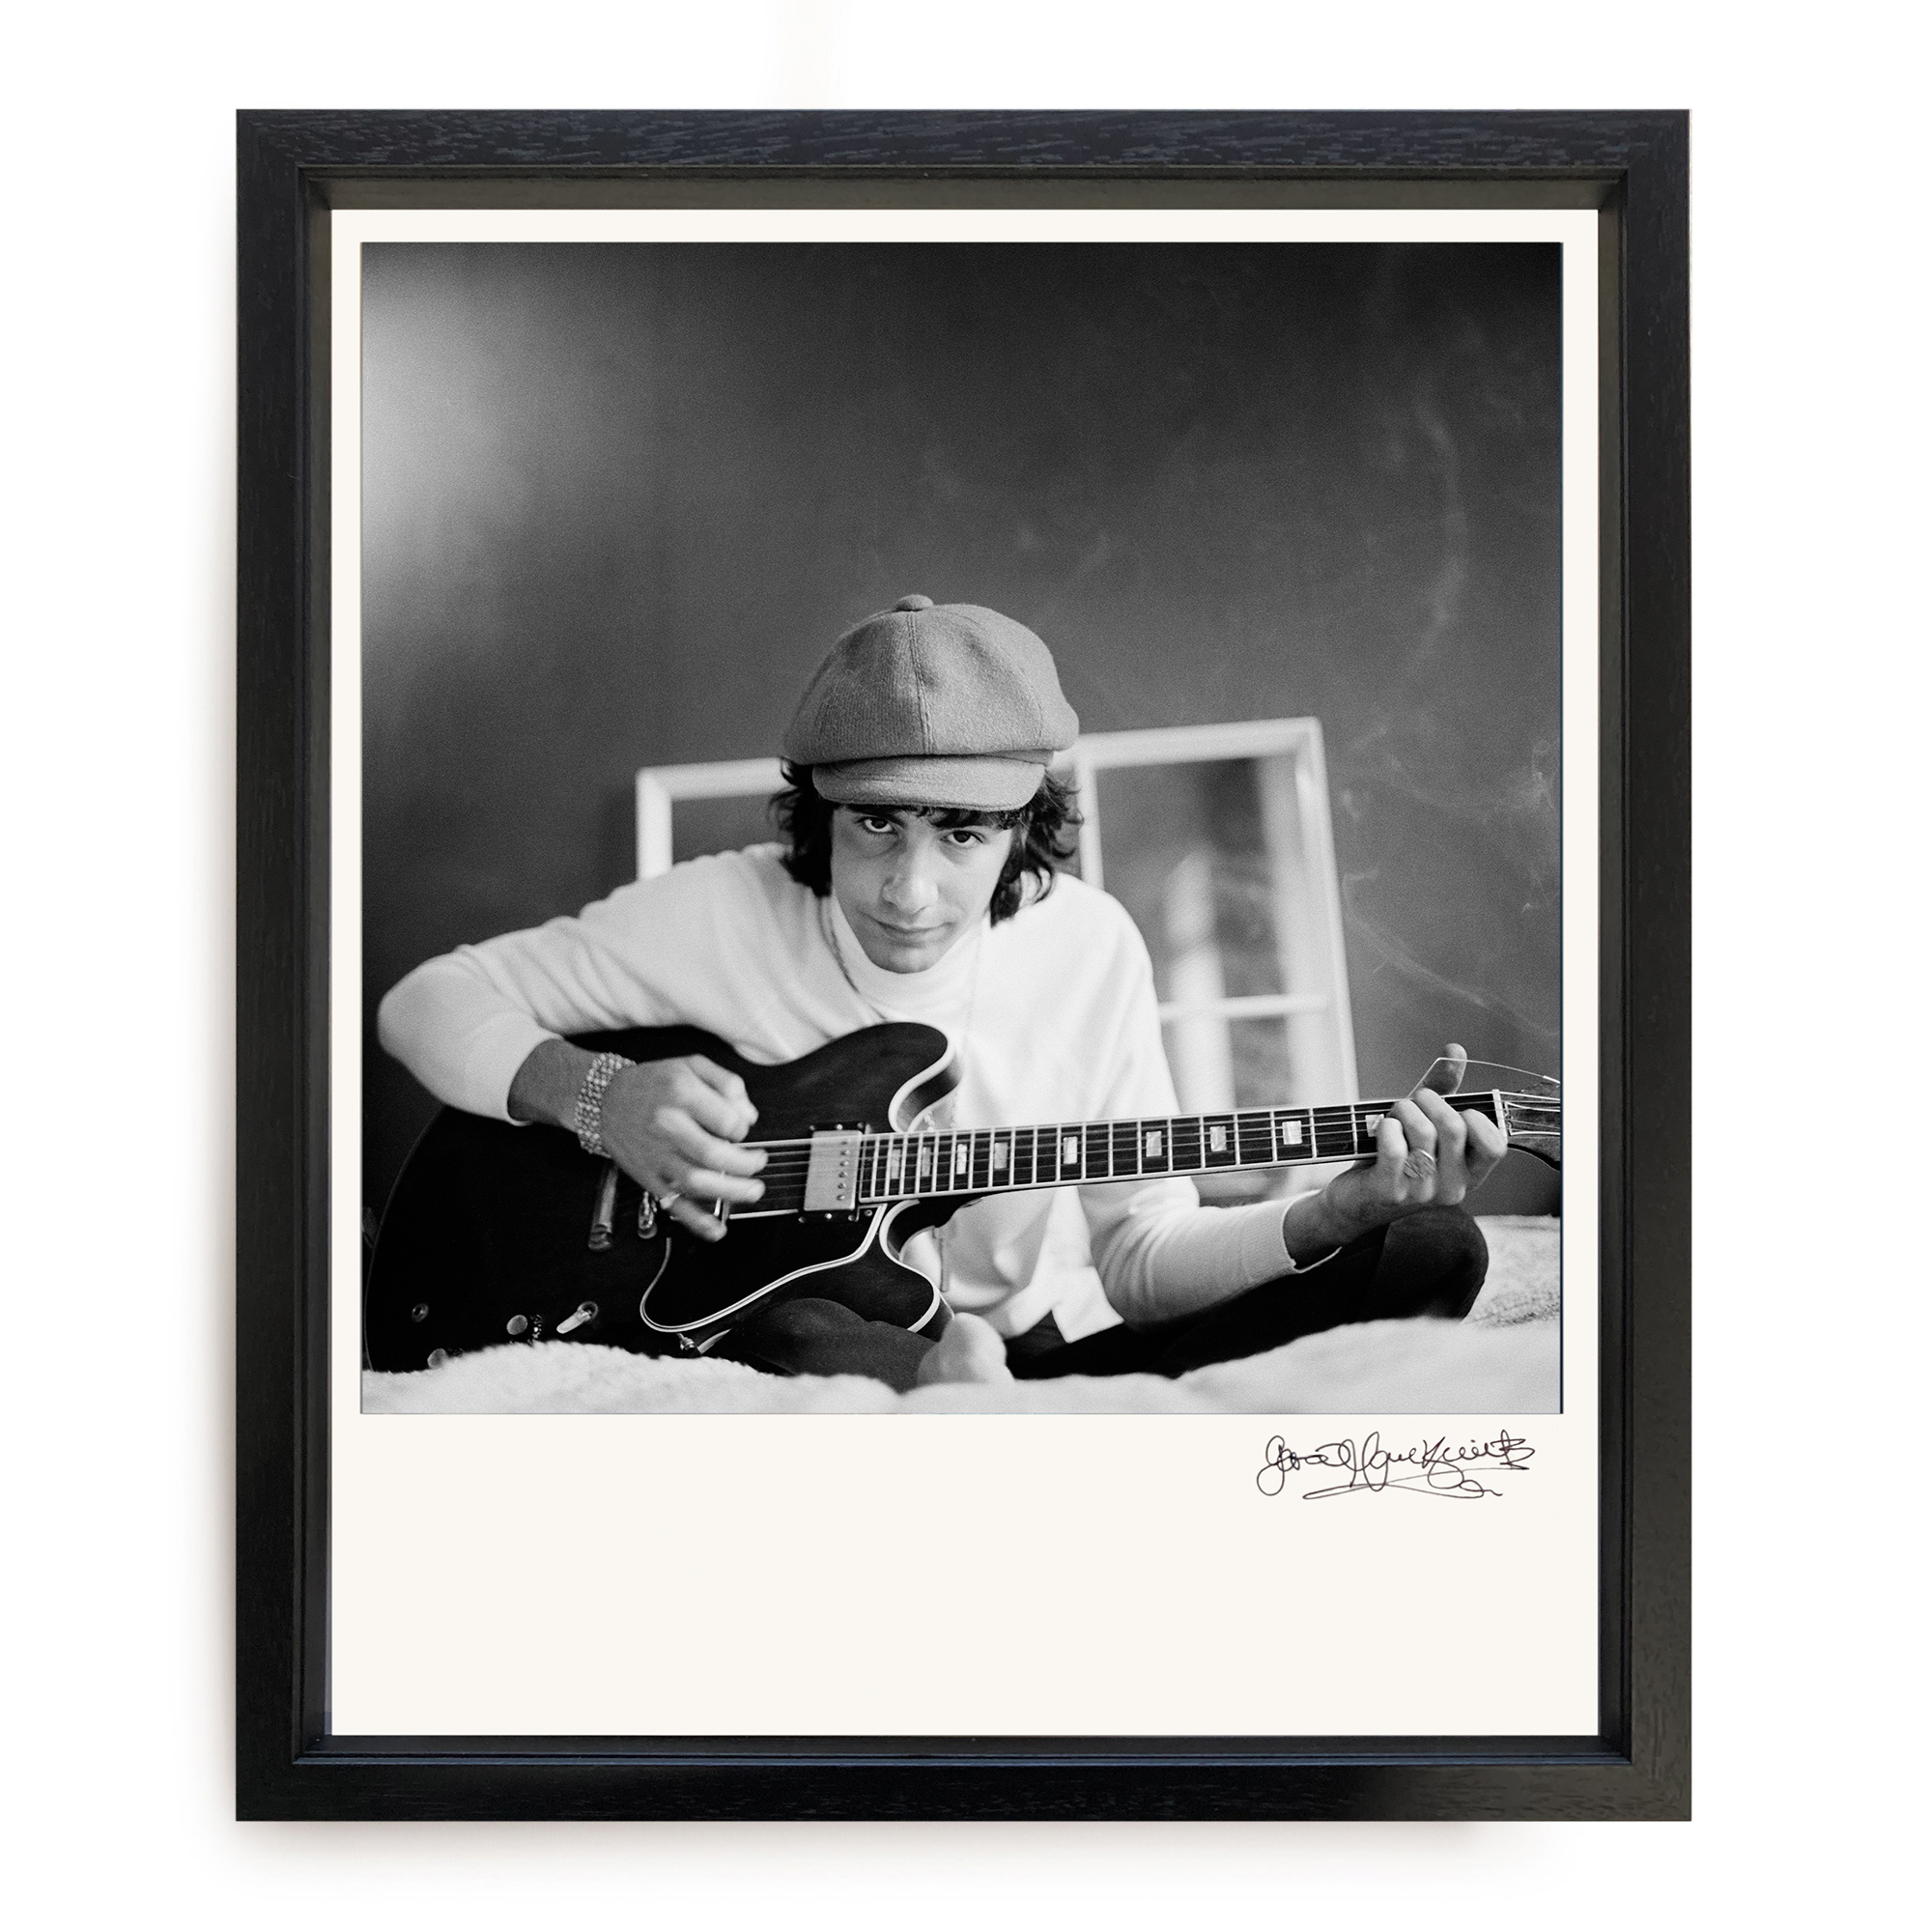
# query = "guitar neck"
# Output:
<box><xmin>853</xmin><ymin>1090</ymin><xmax>1510</xmax><ymax>1206</ymax></box>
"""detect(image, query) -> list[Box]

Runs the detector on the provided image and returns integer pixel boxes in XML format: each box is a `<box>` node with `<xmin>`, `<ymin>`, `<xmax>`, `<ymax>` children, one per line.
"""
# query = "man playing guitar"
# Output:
<box><xmin>378</xmin><ymin>594</ymin><xmax>1506</xmax><ymax>1389</ymax></box>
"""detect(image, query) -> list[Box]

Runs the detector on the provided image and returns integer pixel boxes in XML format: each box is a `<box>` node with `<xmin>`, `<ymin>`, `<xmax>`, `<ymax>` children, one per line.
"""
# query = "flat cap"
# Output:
<box><xmin>782</xmin><ymin>594</ymin><xmax>1079</xmax><ymax>810</ymax></box>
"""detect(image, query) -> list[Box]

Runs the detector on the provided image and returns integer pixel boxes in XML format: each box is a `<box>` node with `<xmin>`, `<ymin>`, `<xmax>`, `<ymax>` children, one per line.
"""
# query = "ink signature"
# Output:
<box><xmin>1256</xmin><ymin>1430</ymin><xmax>1535</xmax><ymax>1500</ymax></box>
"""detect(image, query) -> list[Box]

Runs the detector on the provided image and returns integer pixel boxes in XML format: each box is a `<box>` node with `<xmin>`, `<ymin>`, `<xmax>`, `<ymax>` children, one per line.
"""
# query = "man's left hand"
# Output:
<box><xmin>1281</xmin><ymin>1043</ymin><xmax>1508</xmax><ymax>1264</ymax></box>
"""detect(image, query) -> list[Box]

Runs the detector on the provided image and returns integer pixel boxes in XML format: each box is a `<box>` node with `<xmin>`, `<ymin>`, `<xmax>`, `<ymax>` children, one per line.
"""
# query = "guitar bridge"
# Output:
<box><xmin>802</xmin><ymin>1129</ymin><xmax>865</xmax><ymax>1212</ymax></box>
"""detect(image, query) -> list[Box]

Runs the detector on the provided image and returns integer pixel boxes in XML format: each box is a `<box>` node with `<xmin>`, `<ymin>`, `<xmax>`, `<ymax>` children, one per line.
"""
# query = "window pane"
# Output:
<box><xmin>671</xmin><ymin>791</ymin><xmax>782</xmax><ymax>865</ymax></box>
<box><xmin>1226</xmin><ymin>1013</ymin><xmax>1294</xmax><ymax>1110</ymax></box>
<box><xmin>1094</xmin><ymin>759</ymin><xmax>1288</xmax><ymax>1006</ymax></box>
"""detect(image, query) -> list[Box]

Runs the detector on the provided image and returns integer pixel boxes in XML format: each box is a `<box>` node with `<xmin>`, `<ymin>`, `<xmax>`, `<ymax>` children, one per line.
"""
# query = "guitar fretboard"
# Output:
<box><xmin>854</xmin><ymin>1091</ymin><xmax>1505</xmax><ymax>1204</ymax></box>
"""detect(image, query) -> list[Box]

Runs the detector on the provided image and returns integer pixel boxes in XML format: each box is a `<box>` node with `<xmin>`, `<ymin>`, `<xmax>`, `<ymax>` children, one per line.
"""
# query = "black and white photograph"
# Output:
<box><xmin>354</xmin><ymin>232</ymin><xmax>1571</xmax><ymax>1419</ymax></box>
<box><xmin>21</xmin><ymin>0</ymin><xmax>1932</xmax><ymax>1889</ymax></box>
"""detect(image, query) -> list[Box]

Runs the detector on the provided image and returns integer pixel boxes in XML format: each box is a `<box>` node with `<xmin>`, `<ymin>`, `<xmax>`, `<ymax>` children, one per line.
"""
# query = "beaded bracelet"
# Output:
<box><xmin>572</xmin><ymin>1051</ymin><xmax>633</xmax><ymax>1158</ymax></box>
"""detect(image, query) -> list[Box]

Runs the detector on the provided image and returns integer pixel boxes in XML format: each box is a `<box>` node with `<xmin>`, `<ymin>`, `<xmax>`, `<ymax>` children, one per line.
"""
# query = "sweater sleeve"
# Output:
<box><xmin>1075</xmin><ymin>919</ymin><xmax>1302</xmax><ymax>1327</ymax></box>
<box><xmin>376</xmin><ymin>859</ymin><xmax>741</xmax><ymax>1121</ymax></box>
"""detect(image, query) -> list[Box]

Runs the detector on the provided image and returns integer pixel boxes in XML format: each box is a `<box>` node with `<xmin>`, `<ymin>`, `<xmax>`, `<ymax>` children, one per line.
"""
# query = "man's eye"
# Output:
<box><xmin>946</xmin><ymin>829</ymin><xmax>986</xmax><ymax>846</ymax></box>
<box><xmin>859</xmin><ymin>817</ymin><xmax>895</xmax><ymax>835</ymax></box>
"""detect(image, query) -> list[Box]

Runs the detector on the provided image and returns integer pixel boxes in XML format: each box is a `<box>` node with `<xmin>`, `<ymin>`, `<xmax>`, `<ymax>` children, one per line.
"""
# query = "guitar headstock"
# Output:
<box><xmin>1498</xmin><ymin>1090</ymin><xmax>1563</xmax><ymax>1169</ymax></box>
<box><xmin>1418</xmin><ymin>1058</ymin><xmax>1563</xmax><ymax>1172</ymax></box>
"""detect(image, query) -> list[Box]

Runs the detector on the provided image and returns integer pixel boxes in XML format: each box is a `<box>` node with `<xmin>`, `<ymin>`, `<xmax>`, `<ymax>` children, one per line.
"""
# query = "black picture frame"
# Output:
<box><xmin>237</xmin><ymin>109</ymin><xmax>1689</xmax><ymax>1822</ymax></box>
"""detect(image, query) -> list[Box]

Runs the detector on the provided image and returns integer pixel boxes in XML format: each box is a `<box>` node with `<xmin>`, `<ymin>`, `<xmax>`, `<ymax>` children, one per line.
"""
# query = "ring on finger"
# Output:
<box><xmin>656</xmin><ymin>1186</ymin><xmax>684</xmax><ymax>1208</ymax></box>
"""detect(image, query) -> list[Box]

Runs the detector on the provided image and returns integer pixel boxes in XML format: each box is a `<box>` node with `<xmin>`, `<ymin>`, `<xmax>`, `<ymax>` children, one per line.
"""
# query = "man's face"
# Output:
<box><xmin>829</xmin><ymin>806</ymin><xmax>1016</xmax><ymax>974</ymax></box>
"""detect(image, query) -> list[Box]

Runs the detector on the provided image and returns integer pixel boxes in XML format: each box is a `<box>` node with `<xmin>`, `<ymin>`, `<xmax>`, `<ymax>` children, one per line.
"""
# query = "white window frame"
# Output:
<box><xmin>637</xmin><ymin>718</ymin><xmax>1356</xmax><ymax>1104</ymax></box>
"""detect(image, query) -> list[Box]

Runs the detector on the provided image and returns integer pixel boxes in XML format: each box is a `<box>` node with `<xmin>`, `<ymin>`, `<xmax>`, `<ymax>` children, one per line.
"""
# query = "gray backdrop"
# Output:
<box><xmin>361</xmin><ymin>241</ymin><xmax>1563</xmax><ymax>1219</ymax></box>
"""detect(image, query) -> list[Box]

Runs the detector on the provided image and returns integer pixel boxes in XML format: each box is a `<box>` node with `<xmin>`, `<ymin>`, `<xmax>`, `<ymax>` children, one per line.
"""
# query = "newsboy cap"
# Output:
<box><xmin>782</xmin><ymin>595</ymin><xmax>1080</xmax><ymax>810</ymax></box>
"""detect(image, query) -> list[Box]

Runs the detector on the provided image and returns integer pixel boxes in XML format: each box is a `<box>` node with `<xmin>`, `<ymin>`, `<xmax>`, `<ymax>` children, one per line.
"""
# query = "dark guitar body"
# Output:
<box><xmin>365</xmin><ymin>1023</ymin><xmax>964</xmax><ymax>1374</ymax></box>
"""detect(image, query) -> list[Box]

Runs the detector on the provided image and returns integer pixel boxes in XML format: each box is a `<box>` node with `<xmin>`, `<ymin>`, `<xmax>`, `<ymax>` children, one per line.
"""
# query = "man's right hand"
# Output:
<box><xmin>507</xmin><ymin>1040</ymin><xmax>766</xmax><ymax>1242</ymax></box>
<box><xmin>599</xmin><ymin>1055</ymin><xmax>767</xmax><ymax>1241</ymax></box>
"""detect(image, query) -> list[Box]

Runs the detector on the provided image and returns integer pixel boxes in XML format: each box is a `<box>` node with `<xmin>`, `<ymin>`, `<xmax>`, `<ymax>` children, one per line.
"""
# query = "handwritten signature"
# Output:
<box><xmin>1256</xmin><ymin>1430</ymin><xmax>1534</xmax><ymax>1500</ymax></box>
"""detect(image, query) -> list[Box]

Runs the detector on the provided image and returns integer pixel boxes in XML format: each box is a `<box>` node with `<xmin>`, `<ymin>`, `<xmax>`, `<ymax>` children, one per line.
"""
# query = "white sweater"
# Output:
<box><xmin>376</xmin><ymin>847</ymin><xmax>1302</xmax><ymax>1339</ymax></box>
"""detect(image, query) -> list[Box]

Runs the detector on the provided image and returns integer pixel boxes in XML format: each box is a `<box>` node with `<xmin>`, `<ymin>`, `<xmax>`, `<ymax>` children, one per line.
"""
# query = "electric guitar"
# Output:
<box><xmin>364</xmin><ymin>1022</ymin><xmax>1561</xmax><ymax>1373</ymax></box>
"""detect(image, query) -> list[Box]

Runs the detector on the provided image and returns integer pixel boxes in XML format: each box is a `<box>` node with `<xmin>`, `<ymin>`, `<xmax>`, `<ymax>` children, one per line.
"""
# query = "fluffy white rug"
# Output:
<box><xmin>363</xmin><ymin>1215</ymin><xmax>1560</xmax><ymax>1417</ymax></box>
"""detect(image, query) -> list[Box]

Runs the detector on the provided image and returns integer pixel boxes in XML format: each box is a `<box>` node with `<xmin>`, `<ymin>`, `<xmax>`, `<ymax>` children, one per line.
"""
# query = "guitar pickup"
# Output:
<box><xmin>802</xmin><ymin>1130</ymin><xmax>865</xmax><ymax>1211</ymax></box>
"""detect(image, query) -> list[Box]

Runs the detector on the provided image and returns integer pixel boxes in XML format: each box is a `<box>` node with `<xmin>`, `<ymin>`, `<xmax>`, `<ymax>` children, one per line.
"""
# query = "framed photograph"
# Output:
<box><xmin>237</xmin><ymin>111</ymin><xmax>1689</xmax><ymax>1818</ymax></box>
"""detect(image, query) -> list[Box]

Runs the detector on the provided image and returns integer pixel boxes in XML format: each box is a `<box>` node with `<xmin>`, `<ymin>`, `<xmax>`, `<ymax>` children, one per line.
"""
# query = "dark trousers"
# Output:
<box><xmin>1007</xmin><ymin>1205</ymin><xmax>1489</xmax><ymax>1379</ymax></box>
<box><xmin>721</xmin><ymin>1206</ymin><xmax>1487</xmax><ymax>1392</ymax></box>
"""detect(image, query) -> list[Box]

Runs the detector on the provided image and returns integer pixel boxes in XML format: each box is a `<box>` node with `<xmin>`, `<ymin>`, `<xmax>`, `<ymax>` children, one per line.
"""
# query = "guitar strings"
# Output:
<box><xmin>737</xmin><ymin>1106</ymin><xmax>1557</xmax><ymax>1170</ymax></box>
<box><xmin>738</xmin><ymin>1128</ymin><xmax>1553</xmax><ymax>1167</ymax></box>
<box><xmin>741</xmin><ymin>1125</ymin><xmax>1558</xmax><ymax>1186</ymax></box>
<box><xmin>732</xmin><ymin>1092</ymin><xmax>1554</xmax><ymax>1157</ymax></box>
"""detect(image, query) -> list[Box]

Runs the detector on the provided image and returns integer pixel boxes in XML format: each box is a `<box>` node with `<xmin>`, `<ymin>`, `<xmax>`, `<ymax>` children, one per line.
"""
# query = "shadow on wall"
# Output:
<box><xmin>361</xmin><ymin>241</ymin><xmax>1563</xmax><ymax>1219</ymax></box>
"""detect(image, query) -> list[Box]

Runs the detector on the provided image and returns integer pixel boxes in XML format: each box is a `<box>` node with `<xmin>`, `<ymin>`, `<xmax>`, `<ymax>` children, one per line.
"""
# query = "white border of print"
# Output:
<box><xmin>327</xmin><ymin>206</ymin><xmax>1600</xmax><ymax>1740</ymax></box>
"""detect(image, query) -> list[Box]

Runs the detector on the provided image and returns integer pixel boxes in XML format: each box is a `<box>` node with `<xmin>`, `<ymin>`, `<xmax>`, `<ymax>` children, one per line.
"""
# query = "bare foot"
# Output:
<box><xmin>915</xmin><ymin>1312</ymin><xmax>1014</xmax><ymax>1386</ymax></box>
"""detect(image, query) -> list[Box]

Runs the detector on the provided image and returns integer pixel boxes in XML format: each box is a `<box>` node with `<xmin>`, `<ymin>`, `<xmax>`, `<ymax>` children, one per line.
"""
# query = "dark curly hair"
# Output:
<box><xmin>773</xmin><ymin>762</ymin><xmax>1082</xmax><ymax>924</ymax></box>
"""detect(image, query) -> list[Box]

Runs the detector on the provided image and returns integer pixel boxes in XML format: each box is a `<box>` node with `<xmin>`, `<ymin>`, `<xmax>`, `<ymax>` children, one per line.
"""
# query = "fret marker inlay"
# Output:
<box><xmin>855</xmin><ymin>1090</ymin><xmax>1533</xmax><ymax>1206</ymax></box>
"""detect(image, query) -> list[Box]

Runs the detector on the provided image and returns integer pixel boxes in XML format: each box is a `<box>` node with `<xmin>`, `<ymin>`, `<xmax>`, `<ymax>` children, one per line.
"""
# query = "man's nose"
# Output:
<box><xmin>881</xmin><ymin>850</ymin><xmax>938</xmax><ymax>911</ymax></box>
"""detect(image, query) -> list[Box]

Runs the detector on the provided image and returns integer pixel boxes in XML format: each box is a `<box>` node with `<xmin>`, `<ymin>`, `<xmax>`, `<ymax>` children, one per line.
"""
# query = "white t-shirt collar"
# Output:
<box><xmin>824</xmin><ymin>892</ymin><xmax>985</xmax><ymax>1025</ymax></box>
